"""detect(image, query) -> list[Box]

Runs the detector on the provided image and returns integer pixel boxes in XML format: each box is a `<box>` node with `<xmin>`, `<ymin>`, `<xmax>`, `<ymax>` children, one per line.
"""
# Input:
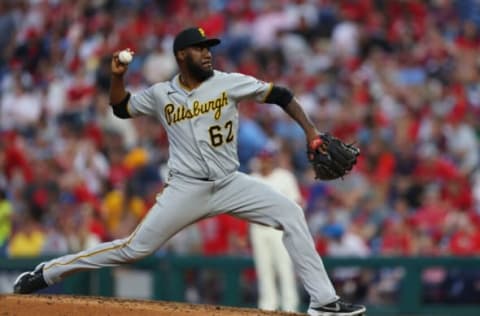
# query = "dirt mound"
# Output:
<box><xmin>0</xmin><ymin>295</ymin><xmax>304</xmax><ymax>316</ymax></box>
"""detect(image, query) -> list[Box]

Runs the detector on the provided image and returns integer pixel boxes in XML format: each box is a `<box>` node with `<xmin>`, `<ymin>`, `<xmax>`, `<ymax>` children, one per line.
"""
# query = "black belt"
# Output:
<box><xmin>169</xmin><ymin>170</ymin><xmax>215</xmax><ymax>181</ymax></box>
<box><xmin>196</xmin><ymin>177</ymin><xmax>214</xmax><ymax>181</ymax></box>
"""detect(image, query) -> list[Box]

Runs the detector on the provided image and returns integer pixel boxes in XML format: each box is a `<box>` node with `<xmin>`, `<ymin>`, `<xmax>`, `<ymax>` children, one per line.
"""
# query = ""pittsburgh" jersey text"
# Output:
<box><xmin>164</xmin><ymin>92</ymin><xmax>228</xmax><ymax>125</ymax></box>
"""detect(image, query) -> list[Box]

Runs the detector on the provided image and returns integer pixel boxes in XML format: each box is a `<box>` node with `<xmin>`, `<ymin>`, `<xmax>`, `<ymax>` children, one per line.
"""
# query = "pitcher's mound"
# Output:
<box><xmin>0</xmin><ymin>295</ymin><xmax>303</xmax><ymax>316</ymax></box>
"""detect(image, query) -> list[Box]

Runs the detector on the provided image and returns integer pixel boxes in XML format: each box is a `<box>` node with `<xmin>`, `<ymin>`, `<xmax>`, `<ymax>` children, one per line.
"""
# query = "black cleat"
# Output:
<box><xmin>13</xmin><ymin>264</ymin><xmax>48</xmax><ymax>294</ymax></box>
<box><xmin>308</xmin><ymin>299</ymin><xmax>366</xmax><ymax>315</ymax></box>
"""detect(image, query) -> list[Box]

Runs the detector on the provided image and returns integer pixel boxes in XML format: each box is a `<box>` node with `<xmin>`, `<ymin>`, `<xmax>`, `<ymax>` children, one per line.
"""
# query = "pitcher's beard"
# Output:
<box><xmin>186</xmin><ymin>56</ymin><xmax>213</xmax><ymax>82</ymax></box>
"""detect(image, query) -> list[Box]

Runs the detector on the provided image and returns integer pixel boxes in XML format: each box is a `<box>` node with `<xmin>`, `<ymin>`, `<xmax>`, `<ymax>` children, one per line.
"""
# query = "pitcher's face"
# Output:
<box><xmin>184</xmin><ymin>44</ymin><xmax>214</xmax><ymax>81</ymax></box>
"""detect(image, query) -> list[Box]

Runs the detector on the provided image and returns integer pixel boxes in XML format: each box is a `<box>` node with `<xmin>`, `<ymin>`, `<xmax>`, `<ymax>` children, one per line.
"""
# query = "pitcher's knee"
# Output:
<box><xmin>120</xmin><ymin>239</ymin><xmax>154</xmax><ymax>261</ymax></box>
<box><xmin>274</xmin><ymin>199</ymin><xmax>304</xmax><ymax>225</ymax></box>
<box><xmin>276</xmin><ymin>202</ymin><xmax>305</xmax><ymax>230</ymax></box>
<box><xmin>287</xmin><ymin>203</ymin><xmax>305</xmax><ymax>220</ymax></box>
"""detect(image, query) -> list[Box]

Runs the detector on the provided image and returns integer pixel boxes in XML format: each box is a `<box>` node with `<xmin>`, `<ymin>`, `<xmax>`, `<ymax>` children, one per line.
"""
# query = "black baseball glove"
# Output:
<box><xmin>307</xmin><ymin>133</ymin><xmax>360</xmax><ymax>180</ymax></box>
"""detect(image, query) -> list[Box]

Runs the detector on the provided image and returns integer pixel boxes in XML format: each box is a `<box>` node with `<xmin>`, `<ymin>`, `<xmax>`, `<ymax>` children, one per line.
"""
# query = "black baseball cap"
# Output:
<box><xmin>173</xmin><ymin>27</ymin><xmax>221</xmax><ymax>53</ymax></box>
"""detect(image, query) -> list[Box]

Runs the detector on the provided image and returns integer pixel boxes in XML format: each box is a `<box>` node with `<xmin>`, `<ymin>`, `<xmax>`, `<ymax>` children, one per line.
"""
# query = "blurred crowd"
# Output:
<box><xmin>1</xmin><ymin>0</ymin><xmax>480</xmax><ymax>265</ymax></box>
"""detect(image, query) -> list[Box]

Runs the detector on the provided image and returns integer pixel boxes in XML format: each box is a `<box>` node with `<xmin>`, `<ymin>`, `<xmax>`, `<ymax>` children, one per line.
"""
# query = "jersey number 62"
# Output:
<box><xmin>208</xmin><ymin>120</ymin><xmax>234</xmax><ymax>147</ymax></box>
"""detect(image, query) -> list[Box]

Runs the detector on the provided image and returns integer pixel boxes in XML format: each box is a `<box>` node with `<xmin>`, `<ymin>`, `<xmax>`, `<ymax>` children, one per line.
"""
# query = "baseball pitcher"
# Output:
<box><xmin>14</xmin><ymin>27</ymin><xmax>364</xmax><ymax>316</ymax></box>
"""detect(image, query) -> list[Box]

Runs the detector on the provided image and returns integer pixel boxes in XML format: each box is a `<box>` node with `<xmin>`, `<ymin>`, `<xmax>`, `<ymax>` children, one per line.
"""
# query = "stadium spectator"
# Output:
<box><xmin>0</xmin><ymin>189</ymin><xmax>12</xmax><ymax>254</ymax></box>
<box><xmin>7</xmin><ymin>214</ymin><xmax>45</xmax><ymax>257</ymax></box>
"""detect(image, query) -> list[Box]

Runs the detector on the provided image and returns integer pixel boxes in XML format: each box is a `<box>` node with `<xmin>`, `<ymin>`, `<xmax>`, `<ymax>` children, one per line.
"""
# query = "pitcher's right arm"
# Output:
<box><xmin>109</xmin><ymin>49</ymin><xmax>133</xmax><ymax>118</ymax></box>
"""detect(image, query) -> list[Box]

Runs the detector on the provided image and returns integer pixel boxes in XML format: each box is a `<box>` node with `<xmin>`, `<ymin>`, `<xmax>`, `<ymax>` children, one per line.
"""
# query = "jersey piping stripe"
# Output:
<box><xmin>178</xmin><ymin>77</ymin><xmax>192</xmax><ymax>92</ymax></box>
<box><xmin>43</xmin><ymin>222</ymin><xmax>143</xmax><ymax>272</ymax></box>
<box><xmin>261</xmin><ymin>82</ymin><xmax>274</xmax><ymax>103</ymax></box>
<box><xmin>126</xmin><ymin>102</ymin><xmax>133</xmax><ymax>117</ymax></box>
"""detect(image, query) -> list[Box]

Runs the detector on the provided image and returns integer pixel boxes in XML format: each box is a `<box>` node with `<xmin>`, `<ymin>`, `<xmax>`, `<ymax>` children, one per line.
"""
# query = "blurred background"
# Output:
<box><xmin>0</xmin><ymin>0</ymin><xmax>480</xmax><ymax>315</ymax></box>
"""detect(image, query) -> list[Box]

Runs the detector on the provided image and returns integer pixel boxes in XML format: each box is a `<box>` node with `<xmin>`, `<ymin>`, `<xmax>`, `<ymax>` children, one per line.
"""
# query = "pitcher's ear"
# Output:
<box><xmin>176</xmin><ymin>50</ymin><xmax>187</xmax><ymax>61</ymax></box>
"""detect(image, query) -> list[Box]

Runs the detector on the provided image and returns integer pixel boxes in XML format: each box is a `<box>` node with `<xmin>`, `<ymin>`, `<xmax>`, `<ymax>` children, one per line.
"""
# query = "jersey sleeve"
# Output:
<box><xmin>227</xmin><ymin>73</ymin><xmax>273</xmax><ymax>103</ymax></box>
<box><xmin>128</xmin><ymin>85</ymin><xmax>158</xmax><ymax>117</ymax></box>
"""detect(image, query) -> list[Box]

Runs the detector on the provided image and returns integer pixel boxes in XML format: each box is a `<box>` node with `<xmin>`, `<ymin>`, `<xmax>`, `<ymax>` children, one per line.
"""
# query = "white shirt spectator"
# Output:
<box><xmin>327</xmin><ymin>229</ymin><xmax>370</xmax><ymax>280</ymax></box>
<box><xmin>252</xmin><ymin>3</ymin><xmax>296</xmax><ymax>49</ymax></box>
<box><xmin>279</xmin><ymin>31</ymin><xmax>312</xmax><ymax>66</ymax></box>
<box><xmin>142</xmin><ymin>45</ymin><xmax>177</xmax><ymax>84</ymax></box>
<box><xmin>1</xmin><ymin>84</ymin><xmax>42</xmax><ymax>129</ymax></box>
<box><xmin>73</xmin><ymin>140</ymin><xmax>110</xmax><ymax>194</ymax></box>
<box><xmin>285</xmin><ymin>0</ymin><xmax>319</xmax><ymax>29</ymax></box>
<box><xmin>45</xmin><ymin>73</ymin><xmax>67</xmax><ymax>118</ymax></box>
<box><xmin>331</xmin><ymin>20</ymin><xmax>359</xmax><ymax>60</ymax></box>
<box><xmin>327</xmin><ymin>232</ymin><xmax>370</xmax><ymax>258</ymax></box>
<box><xmin>445</xmin><ymin>121</ymin><xmax>479</xmax><ymax>174</ymax></box>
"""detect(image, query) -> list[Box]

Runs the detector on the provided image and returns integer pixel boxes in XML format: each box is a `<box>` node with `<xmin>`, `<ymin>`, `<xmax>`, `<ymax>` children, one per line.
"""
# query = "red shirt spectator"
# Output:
<box><xmin>387</xmin><ymin>0</ymin><xmax>427</xmax><ymax>42</ymax></box>
<box><xmin>198</xmin><ymin>12</ymin><xmax>226</xmax><ymax>38</ymax></box>
<box><xmin>315</xmin><ymin>235</ymin><xmax>328</xmax><ymax>256</ymax></box>
<box><xmin>441</xmin><ymin>177</ymin><xmax>473</xmax><ymax>211</ymax></box>
<box><xmin>455</xmin><ymin>20</ymin><xmax>480</xmax><ymax>51</ymax></box>
<box><xmin>340</xmin><ymin>0</ymin><xmax>373</xmax><ymax>22</ymax></box>
<box><xmin>356</xmin><ymin>138</ymin><xmax>396</xmax><ymax>183</ymax></box>
<box><xmin>197</xmin><ymin>214</ymin><xmax>248</xmax><ymax>256</ymax></box>
<box><xmin>2</xmin><ymin>132</ymin><xmax>33</xmax><ymax>182</ymax></box>
<box><xmin>410</xmin><ymin>190</ymin><xmax>448</xmax><ymax>241</ymax></box>
<box><xmin>449</xmin><ymin>229</ymin><xmax>480</xmax><ymax>256</ymax></box>
<box><xmin>414</xmin><ymin>154</ymin><xmax>460</xmax><ymax>184</ymax></box>
<box><xmin>380</xmin><ymin>218</ymin><xmax>413</xmax><ymax>256</ymax></box>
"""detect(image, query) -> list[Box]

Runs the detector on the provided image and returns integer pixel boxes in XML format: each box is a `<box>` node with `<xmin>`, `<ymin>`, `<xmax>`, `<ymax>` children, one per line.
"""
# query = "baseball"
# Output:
<box><xmin>118</xmin><ymin>50</ymin><xmax>133</xmax><ymax>64</ymax></box>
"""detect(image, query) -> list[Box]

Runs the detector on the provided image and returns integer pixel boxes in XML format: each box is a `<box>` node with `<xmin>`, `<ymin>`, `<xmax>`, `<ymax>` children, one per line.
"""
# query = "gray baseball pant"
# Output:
<box><xmin>42</xmin><ymin>171</ymin><xmax>337</xmax><ymax>306</ymax></box>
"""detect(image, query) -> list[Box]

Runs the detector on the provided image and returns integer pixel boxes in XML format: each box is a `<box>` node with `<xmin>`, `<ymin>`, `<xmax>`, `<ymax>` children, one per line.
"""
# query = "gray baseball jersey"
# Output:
<box><xmin>128</xmin><ymin>70</ymin><xmax>271</xmax><ymax>180</ymax></box>
<box><xmin>39</xmin><ymin>70</ymin><xmax>338</xmax><ymax>308</ymax></box>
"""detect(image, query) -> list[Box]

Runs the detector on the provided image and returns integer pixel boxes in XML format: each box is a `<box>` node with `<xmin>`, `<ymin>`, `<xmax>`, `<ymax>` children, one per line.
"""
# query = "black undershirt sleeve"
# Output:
<box><xmin>264</xmin><ymin>85</ymin><xmax>294</xmax><ymax>108</ymax></box>
<box><xmin>110</xmin><ymin>92</ymin><xmax>132</xmax><ymax>119</ymax></box>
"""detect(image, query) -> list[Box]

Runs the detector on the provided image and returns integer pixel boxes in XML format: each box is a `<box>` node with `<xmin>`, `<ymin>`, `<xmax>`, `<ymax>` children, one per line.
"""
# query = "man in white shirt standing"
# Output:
<box><xmin>250</xmin><ymin>145</ymin><xmax>301</xmax><ymax>312</ymax></box>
